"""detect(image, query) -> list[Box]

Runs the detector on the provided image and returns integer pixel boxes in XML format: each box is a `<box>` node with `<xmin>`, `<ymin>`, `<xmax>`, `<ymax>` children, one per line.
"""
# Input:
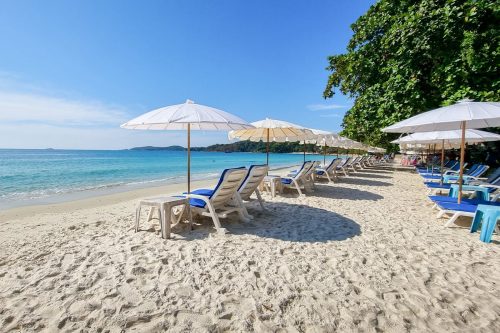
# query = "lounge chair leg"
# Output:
<box><xmin>326</xmin><ymin>173</ymin><xmax>332</xmax><ymax>183</ymax></box>
<box><xmin>147</xmin><ymin>207</ymin><xmax>155</xmax><ymax>222</ymax></box>
<box><xmin>292</xmin><ymin>179</ymin><xmax>304</xmax><ymax>197</ymax></box>
<box><xmin>255</xmin><ymin>189</ymin><xmax>266</xmax><ymax>211</ymax></box>
<box><xmin>135</xmin><ymin>206</ymin><xmax>141</xmax><ymax>232</ymax></box>
<box><xmin>444</xmin><ymin>213</ymin><xmax>461</xmax><ymax>227</ymax></box>
<box><xmin>235</xmin><ymin>195</ymin><xmax>252</xmax><ymax>222</ymax></box>
<box><xmin>205</xmin><ymin>201</ymin><xmax>226</xmax><ymax>234</ymax></box>
<box><xmin>436</xmin><ymin>210</ymin><xmax>446</xmax><ymax>219</ymax></box>
<box><xmin>158</xmin><ymin>206</ymin><xmax>164</xmax><ymax>237</ymax></box>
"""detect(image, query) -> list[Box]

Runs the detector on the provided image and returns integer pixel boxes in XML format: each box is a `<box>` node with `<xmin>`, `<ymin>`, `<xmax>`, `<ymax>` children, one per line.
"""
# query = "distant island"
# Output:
<box><xmin>130</xmin><ymin>145</ymin><xmax>186</xmax><ymax>151</ymax></box>
<box><xmin>130</xmin><ymin>141</ymin><xmax>346</xmax><ymax>154</ymax></box>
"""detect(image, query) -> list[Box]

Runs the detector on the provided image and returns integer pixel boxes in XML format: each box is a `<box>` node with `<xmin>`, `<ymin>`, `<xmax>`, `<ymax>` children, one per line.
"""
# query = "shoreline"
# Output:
<box><xmin>0</xmin><ymin>165</ymin><xmax>296</xmax><ymax>222</ymax></box>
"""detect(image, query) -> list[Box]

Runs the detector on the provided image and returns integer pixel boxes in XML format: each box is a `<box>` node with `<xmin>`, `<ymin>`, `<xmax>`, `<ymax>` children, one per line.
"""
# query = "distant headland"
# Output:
<box><xmin>129</xmin><ymin>141</ymin><xmax>323</xmax><ymax>154</ymax></box>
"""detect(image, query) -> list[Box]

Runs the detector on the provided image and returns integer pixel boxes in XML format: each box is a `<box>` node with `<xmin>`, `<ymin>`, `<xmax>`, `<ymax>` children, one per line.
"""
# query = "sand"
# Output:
<box><xmin>1</xmin><ymin>165</ymin><xmax>499</xmax><ymax>332</ymax></box>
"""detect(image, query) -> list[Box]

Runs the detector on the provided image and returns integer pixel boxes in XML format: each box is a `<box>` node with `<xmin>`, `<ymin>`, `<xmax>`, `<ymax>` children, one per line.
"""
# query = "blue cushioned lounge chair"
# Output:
<box><xmin>182</xmin><ymin>167</ymin><xmax>250</xmax><ymax>234</ymax></box>
<box><xmin>315</xmin><ymin>158</ymin><xmax>342</xmax><ymax>182</ymax></box>
<box><xmin>436</xmin><ymin>200</ymin><xmax>500</xmax><ymax>227</ymax></box>
<box><xmin>238</xmin><ymin>164</ymin><xmax>269</xmax><ymax>215</ymax></box>
<box><xmin>280</xmin><ymin>161</ymin><xmax>314</xmax><ymax>196</ymax></box>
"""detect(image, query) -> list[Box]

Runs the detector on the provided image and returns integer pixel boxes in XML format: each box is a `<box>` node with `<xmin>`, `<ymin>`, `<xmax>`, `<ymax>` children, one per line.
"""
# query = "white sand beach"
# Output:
<box><xmin>1</xmin><ymin>165</ymin><xmax>500</xmax><ymax>332</ymax></box>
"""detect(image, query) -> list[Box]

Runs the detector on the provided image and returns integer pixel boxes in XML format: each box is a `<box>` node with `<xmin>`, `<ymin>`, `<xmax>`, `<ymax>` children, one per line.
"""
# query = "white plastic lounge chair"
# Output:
<box><xmin>348</xmin><ymin>157</ymin><xmax>361</xmax><ymax>172</ymax></box>
<box><xmin>337</xmin><ymin>158</ymin><xmax>352</xmax><ymax>177</ymax></box>
<box><xmin>353</xmin><ymin>156</ymin><xmax>365</xmax><ymax>169</ymax></box>
<box><xmin>305</xmin><ymin>161</ymin><xmax>320</xmax><ymax>189</ymax></box>
<box><xmin>238</xmin><ymin>164</ymin><xmax>269</xmax><ymax>215</ymax></box>
<box><xmin>315</xmin><ymin>158</ymin><xmax>342</xmax><ymax>182</ymax></box>
<box><xmin>281</xmin><ymin>161</ymin><xmax>313</xmax><ymax>196</ymax></box>
<box><xmin>184</xmin><ymin>167</ymin><xmax>250</xmax><ymax>234</ymax></box>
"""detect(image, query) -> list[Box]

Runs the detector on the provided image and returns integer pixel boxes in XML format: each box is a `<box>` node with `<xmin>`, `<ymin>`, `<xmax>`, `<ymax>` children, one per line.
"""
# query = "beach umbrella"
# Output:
<box><xmin>300</xmin><ymin>129</ymin><xmax>339</xmax><ymax>164</ymax></box>
<box><xmin>392</xmin><ymin>129</ymin><xmax>500</xmax><ymax>145</ymax></box>
<box><xmin>392</xmin><ymin>129</ymin><xmax>500</xmax><ymax>182</ymax></box>
<box><xmin>121</xmin><ymin>99</ymin><xmax>253</xmax><ymax>193</ymax></box>
<box><xmin>383</xmin><ymin>99</ymin><xmax>500</xmax><ymax>203</ymax></box>
<box><xmin>228</xmin><ymin>118</ymin><xmax>314</xmax><ymax>165</ymax></box>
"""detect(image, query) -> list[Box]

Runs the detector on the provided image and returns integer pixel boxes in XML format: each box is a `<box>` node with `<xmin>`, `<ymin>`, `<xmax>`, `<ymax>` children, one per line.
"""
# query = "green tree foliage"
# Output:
<box><xmin>324</xmin><ymin>0</ymin><xmax>499</xmax><ymax>148</ymax></box>
<box><xmin>203</xmin><ymin>141</ymin><xmax>313</xmax><ymax>153</ymax></box>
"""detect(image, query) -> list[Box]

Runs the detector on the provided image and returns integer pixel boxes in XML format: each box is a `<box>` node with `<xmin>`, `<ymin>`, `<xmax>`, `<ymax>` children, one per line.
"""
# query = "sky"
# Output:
<box><xmin>0</xmin><ymin>0</ymin><xmax>375</xmax><ymax>149</ymax></box>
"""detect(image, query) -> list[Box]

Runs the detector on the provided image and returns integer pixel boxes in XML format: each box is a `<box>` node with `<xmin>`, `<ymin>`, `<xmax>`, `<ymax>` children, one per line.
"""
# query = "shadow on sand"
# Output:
<box><xmin>310</xmin><ymin>184</ymin><xmax>384</xmax><ymax>201</ymax></box>
<box><xmin>350</xmin><ymin>171</ymin><xmax>392</xmax><ymax>179</ymax></box>
<box><xmin>170</xmin><ymin>201</ymin><xmax>361</xmax><ymax>243</ymax></box>
<box><xmin>337</xmin><ymin>177</ymin><xmax>392</xmax><ymax>187</ymax></box>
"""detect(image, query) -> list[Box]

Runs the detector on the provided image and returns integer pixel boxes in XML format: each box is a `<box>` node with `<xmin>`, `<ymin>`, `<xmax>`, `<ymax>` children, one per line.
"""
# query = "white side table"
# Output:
<box><xmin>261</xmin><ymin>176</ymin><xmax>282</xmax><ymax>198</ymax></box>
<box><xmin>135</xmin><ymin>196</ymin><xmax>190</xmax><ymax>239</ymax></box>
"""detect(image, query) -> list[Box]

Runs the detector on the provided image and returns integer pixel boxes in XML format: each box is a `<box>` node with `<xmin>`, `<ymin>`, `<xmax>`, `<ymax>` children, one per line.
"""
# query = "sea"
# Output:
<box><xmin>0</xmin><ymin>149</ymin><xmax>339</xmax><ymax>210</ymax></box>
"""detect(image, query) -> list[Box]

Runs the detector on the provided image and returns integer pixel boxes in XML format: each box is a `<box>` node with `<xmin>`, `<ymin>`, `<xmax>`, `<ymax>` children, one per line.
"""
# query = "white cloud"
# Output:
<box><xmin>0</xmin><ymin>90</ymin><xmax>129</xmax><ymax>126</ymax></box>
<box><xmin>319</xmin><ymin>113</ymin><xmax>343</xmax><ymax>118</ymax></box>
<box><xmin>0</xmin><ymin>76</ymin><xmax>230</xmax><ymax>149</ymax></box>
<box><xmin>0</xmin><ymin>123</ymin><xmax>230</xmax><ymax>149</ymax></box>
<box><xmin>307</xmin><ymin>104</ymin><xmax>349</xmax><ymax>111</ymax></box>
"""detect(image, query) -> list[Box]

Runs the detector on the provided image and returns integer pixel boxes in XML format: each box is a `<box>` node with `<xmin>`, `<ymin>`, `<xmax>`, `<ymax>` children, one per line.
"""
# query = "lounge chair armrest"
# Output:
<box><xmin>480</xmin><ymin>184</ymin><xmax>500</xmax><ymax>189</ymax></box>
<box><xmin>186</xmin><ymin>193</ymin><xmax>211</xmax><ymax>204</ymax></box>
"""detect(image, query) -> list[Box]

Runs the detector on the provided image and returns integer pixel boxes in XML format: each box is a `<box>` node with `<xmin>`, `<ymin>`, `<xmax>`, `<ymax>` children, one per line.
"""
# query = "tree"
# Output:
<box><xmin>324</xmin><ymin>0</ymin><xmax>500</xmax><ymax>148</ymax></box>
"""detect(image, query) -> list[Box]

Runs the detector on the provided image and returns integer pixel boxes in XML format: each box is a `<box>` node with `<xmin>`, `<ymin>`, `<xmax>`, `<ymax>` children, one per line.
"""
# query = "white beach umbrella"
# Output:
<box><xmin>121</xmin><ymin>99</ymin><xmax>253</xmax><ymax>193</ymax></box>
<box><xmin>392</xmin><ymin>129</ymin><xmax>500</xmax><ymax>181</ymax></box>
<box><xmin>228</xmin><ymin>118</ymin><xmax>314</xmax><ymax>165</ymax></box>
<box><xmin>383</xmin><ymin>99</ymin><xmax>500</xmax><ymax>202</ymax></box>
<box><xmin>300</xmin><ymin>128</ymin><xmax>340</xmax><ymax>163</ymax></box>
<box><xmin>392</xmin><ymin>129</ymin><xmax>500</xmax><ymax>145</ymax></box>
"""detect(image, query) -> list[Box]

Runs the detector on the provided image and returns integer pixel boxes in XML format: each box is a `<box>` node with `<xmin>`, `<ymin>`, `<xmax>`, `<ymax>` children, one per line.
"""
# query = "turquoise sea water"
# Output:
<box><xmin>0</xmin><ymin>149</ymin><xmax>337</xmax><ymax>209</ymax></box>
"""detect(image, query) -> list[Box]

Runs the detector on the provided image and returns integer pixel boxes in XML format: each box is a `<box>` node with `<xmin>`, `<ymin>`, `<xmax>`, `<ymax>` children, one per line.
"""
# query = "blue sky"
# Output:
<box><xmin>0</xmin><ymin>0</ymin><xmax>374</xmax><ymax>149</ymax></box>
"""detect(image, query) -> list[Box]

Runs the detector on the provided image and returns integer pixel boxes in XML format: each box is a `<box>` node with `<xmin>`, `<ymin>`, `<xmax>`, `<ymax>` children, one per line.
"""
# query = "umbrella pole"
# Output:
<box><xmin>431</xmin><ymin>144</ymin><xmax>434</xmax><ymax>175</ymax></box>
<box><xmin>303</xmin><ymin>143</ymin><xmax>306</xmax><ymax>163</ymax></box>
<box><xmin>187</xmin><ymin>123</ymin><xmax>191</xmax><ymax>193</ymax></box>
<box><xmin>266</xmin><ymin>128</ymin><xmax>270</xmax><ymax>165</ymax></box>
<box><xmin>323</xmin><ymin>143</ymin><xmax>326</xmax><ymax>165</ymax></box>
<box><xmin>458</xmin><ymin>121</ymin><xmax>466</xmax><ymax>204</ymax></box>
<box><xmin>440</xmin><ymin>140</ymin><xmax>445</xmax><ymax>185</ymax></box>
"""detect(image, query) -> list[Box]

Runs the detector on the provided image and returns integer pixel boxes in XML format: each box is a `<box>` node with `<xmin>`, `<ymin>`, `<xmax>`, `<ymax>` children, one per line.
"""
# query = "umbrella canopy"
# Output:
<box><xmin>228</xmin><ymin>118</ymin><xmax>314</xmax><ymax>165</ymax></box>
<box><xmin>383</xmin><ymin>99</ymin><xmax>500</xmax><ymax>133</ymax></box>
<box><xmin>229</xmin><ymin>118</ymin><xmax>314</xmax><ymax>142</ymax></box>
<box><xmin>121</xmin><ymin>99</ymin><xmax>253</xmax><ymax>193</ymax></box>
<box><xmin>121</xmin><ymin>99</ymin><xmax>251</xmax><ymax>131</ymax></box>
<box><xmin>300</xmin><ymin>128</ymin><xmax>340</xmax><ymax>164</ymax></box>
<box><xmin>392</xmin><ymin>129</ymin><xmax>500</xmax><ymax>145</ymax></box>
<box><xmin>383</xmin><ymin>99</ymin><xmax>500</xmax><ymax>203</ymax></box>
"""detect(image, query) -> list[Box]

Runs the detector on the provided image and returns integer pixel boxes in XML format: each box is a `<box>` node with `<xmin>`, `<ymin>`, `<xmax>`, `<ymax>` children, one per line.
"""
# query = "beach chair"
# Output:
<box><xmin>420</xmin><ymin>162</ymin><xmax>471</xmax><ymax>180</ymax></box>
<box><xmin>441</xmin><ymin>165</ymin><xmax>489</xmax><ymax>184</ymax></box>
<box><xmin>364</xmin><ymin>156</ymin><xmax>376</xmax><ymax>167</ymax></box>
<box><xmin>418</xmin><ymin>161</ymin><xmax>460</xmax><ymax>176</ymax></box>
<box><xmin>429</xmin><ymin>185</ymin><xmax>500</xmax><ymax>205</ymax></box>
<box><xmin>353</xmin><ymin>156</ymin><xmax>366</xmax><ymax>170</ymax></box>
<box><xmin>417</xmin><ymin>160</ymin><xmax>454</xmax><ymax>174</ymax></box>
<box><xmin>280</xmin><ymin>161</ymin><xmax>313</xmax><ymax>196</ymax></box>
<box><xmin>183</xmin><ymin>167</ymin><xmax>250</xmax><ymax>233</ymax></box>
<box><xmin>426</xmin><ymin>166</ymin><xmax>500</xmax><ymax>194</ymax></box>
<box><xmin>436</xmin><ymin>200</ymin><xmax>500</xmax><ymax>227</ymax></box>
<box><xmin>337</xmin><ymin>157</ymin><xmax>352</xmax><ymax>177</ymax></box>
<box><xmin>315</xmin><ymin>158</ymin><xmax>342</xmax><ymax>182</ymax></box>
<box><xmin>347</xmin><ymin>157</ymin><xmax>361</xmax><ymax>173</ymax></box>
<box><xmin>238</xmin><ymin>164</ymin><xmax>269</xmax><ymax>214</ymax></box>
<box><xmin>305</xmin><ymin>161</ymin><xmax>320</xmax><ymax>189</ymax></box>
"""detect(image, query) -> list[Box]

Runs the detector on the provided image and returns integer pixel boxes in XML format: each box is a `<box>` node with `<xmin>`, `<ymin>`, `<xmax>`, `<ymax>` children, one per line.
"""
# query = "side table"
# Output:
<box><xmin>135</xmin><ymin>196</ymin><xmax>189</xmax><ymax>239</ymax></box>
